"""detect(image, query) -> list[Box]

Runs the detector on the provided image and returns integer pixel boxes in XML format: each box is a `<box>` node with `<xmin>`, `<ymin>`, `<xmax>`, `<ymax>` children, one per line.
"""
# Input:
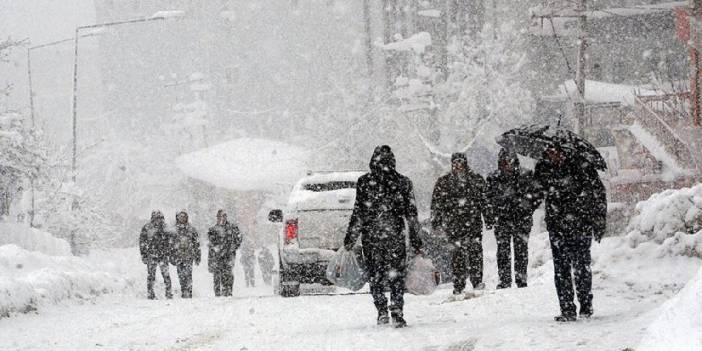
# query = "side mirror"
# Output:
<box><xmin>268</xmin><ymin>209</ymin><xmax>283</xmax><ymax>223</ymax></box>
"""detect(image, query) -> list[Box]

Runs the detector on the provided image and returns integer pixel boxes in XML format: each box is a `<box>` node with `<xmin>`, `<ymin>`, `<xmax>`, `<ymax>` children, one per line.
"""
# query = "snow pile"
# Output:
<box><xmin>0</xmin><ymin>244</ymin><xmax>136</xmax><ymax>318</ymax></box>
<box><xmin>625</xmin><ymin>184</ymin><xmax>702</xmax><ymax>254</ymax></box>
<box><xmin>175</xmin><ymin>138</ymin><xmax>310</xmax><ymax>192</ymax></box>
<box><xmin>638</xmin><ymin>266</ymin><xmax>702</xmax><ymax>351</ymax></box>
<box><xmin>0</xmin><ymin>223</ymin><xmax>71</xmax><ymax>256</ymax></box>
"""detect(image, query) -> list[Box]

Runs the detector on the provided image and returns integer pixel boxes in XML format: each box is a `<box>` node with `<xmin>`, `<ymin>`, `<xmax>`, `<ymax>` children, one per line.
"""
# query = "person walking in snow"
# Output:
<box><xmin>207</xmin><ymin>209</ymin><xmax>242</xmax><ymax>297</ymax></box>
<box><xmin>240</xmin><ymin>242</ymin><xmax>256</xmax><ymax>287</ymax></box>
<box><xmin>171</xmin><ymin>210</ymin><xmax>201</xmax><ymax>298</ymax></box>
<box><xmin>534</xmin><ymin>145</ymin><xmax>607</xmax><ymax>322</ymax></box>
<box><xmin>486</xmin><ymin>149</ymin><xmax>541</xmax><ymax>289</ymax></box>
<box><xmin>139</xmin><ymin>210</ymin><xmax>173</xmax><ymax>299</ymax></box>
<box><xmin>258</xmin><ymin>246</ymin><xmax>275</xmax><ymax>286</ymax></box>
<box><xmin>344</xmin><ymin>145</ymin><xmax>423</xmax><ymax>328</ymax></box>
<box><xmin>431</xmin><ymin>152</ymin><xmax>490</xmax><ymax>296</ymax></box>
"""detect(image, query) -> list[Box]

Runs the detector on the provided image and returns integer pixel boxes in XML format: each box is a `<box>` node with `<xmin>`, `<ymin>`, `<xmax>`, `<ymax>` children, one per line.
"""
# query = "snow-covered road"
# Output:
<box><xmin>2</xmin><ymin>246</ymin><xmax>695</xmax><ymax>351</ymax></box>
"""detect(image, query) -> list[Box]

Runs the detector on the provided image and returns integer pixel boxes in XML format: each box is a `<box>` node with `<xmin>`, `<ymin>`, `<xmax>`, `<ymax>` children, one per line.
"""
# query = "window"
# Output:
<box><xmin>303</xmin><ymin>181</ymin><xmax>356</xmax><ymax>192</ymax></box>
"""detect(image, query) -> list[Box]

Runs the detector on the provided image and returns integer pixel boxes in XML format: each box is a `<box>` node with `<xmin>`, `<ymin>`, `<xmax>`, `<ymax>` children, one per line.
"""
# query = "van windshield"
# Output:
<box><xmin>303</xmin><ymin>181</ymin><xmax>356</xmax><ymax>192</ymax></box>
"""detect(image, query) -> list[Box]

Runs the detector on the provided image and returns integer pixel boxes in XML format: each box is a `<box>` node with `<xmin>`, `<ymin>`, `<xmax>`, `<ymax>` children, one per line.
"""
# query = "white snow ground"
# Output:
<box><xmin>4</xmin><ymin>185</ymin><xmax>702</xmax><ymax>350</ymax></box>
<box><xmin>1</xmin><ymin>233</ymin><xmax>699</xmax><ymax>351</ymax></box>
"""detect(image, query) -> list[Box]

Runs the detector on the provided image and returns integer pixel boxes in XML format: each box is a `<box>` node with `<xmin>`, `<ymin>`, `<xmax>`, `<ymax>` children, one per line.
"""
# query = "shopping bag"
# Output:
<box><xmin>325</xmin><ymin>248</ymin><xmax>367</xmax><ymax>291</ymax></box>
<box><xmin>405</xmin><ymin>255</ymin><xmax>440</xmax><ymax>295</ymax></box>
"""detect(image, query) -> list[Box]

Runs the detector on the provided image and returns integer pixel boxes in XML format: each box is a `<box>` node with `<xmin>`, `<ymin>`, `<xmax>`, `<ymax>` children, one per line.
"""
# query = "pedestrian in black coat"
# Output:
<box><xmin>431</xmin><ymin>152</ymin><xmax>490</xmax><ymax>295</ymax></box>
<box><xmin>486</xmin><ymin>149</ymin><xmax>541</xmax><ymax>289</ymax></box>
<box><xmin>344</xmin><ymin>145</ymin><xmax>423</xmax><ymax>328</ymax></box>
<box><xmin>534</xmin><ymin>146</ymin><xmax>607</xmax><ymax>322</ymax></box>
<box><xmin>171</xmin><ymin>210</ymin><xmax>200</xmax><ymax>298</ymax></box>
<box><xmin>258</xmin><ymin>247</ymin><xmax>275</xmax><ymax>286</ymax></box>
<box><xmin>240</xmin><ymin>242</ymin><xmax>257</xmax><ymax>287</ymax></box>
<box><xmin>139</xmin><ymin>210</ymin><xmax>172</xmax><ymax>299</ymax></box>
<box><xmin>208</xmin><ymin>209</ymin><xmax>242</xmax><ymax>297</ymax></box>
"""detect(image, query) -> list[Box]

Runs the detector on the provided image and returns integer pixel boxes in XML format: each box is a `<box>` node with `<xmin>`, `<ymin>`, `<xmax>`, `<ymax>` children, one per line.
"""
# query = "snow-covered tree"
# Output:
<box><xmin>392</xmin><ymin>23</ymin><xmax>535</xmax><ymax>172</ymax></box>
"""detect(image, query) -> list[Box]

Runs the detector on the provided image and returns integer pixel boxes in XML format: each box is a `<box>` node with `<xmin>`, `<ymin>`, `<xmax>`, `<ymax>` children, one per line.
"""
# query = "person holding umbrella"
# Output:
<box><xmin>499</xmin><ymin>126</ymin><xmax>607</xmax><ymax>321</ymax></box>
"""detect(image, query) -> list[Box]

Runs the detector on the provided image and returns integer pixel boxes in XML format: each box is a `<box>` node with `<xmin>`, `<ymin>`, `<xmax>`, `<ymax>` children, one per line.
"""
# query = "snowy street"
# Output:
<box><xmin>2</xmin><ymin>235</ymin><xmax>698</xmax><ymax>351</ymax></box>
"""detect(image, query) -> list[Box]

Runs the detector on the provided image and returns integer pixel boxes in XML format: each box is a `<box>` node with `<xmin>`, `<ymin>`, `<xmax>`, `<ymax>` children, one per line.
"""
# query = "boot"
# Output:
<box><xmin>377</xmin><ymin>309</ymin><xmax>389</xmax><ymax>325</ymax></box>
<box><xmin>165</xmin><ymin>291</ymin><xmax>173</xmax><ymax>299</ymax></box>
<box><xmin>554</xmin><ymin>314</ymin><xmax>577</xmax><ymax>322</ymax></box>
<box><xmin>390</xmin><ymin>306</ymin><xmax>407</xmax><ymax>328</ymax></box>
<box><xmin>579</xmin><ymin>306</ymin><xmax>593</xmax><ymax>319</ymax></box>
<box><xmin>496</xmin><ymin>282</ymin><xmax>511</xmax><ymax>289</ymax></box>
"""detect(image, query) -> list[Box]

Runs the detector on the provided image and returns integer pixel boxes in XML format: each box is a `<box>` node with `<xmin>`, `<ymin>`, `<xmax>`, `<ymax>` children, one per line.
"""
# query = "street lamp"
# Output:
<box><xmin>70</xmin><ymin>11</ymin><xmax>185</xmax><ymax>181</ymax></box>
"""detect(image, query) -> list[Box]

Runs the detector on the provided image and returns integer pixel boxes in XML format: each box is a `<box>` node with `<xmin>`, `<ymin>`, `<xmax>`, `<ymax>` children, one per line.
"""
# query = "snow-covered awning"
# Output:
<box><xmin>175</xmin><ymin>138</ymin><xmax>310</xmax><ymax>192</ymax></box>
<box><xmin>556</xmin><ymin>80</ymin><xmax>659</xmax><ymax>106</ymax></box>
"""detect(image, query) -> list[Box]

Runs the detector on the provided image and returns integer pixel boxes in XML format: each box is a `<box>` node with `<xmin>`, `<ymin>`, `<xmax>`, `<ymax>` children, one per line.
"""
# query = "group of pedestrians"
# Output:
<box><xmin>345</xmin><ymin>143</ymin><xmax>606</xmax><ymax>327</ymax></box>
<box><xmin>139</xmin><ymin>209</ymin><xmax>275</xmax><ymax>299</ymax></box>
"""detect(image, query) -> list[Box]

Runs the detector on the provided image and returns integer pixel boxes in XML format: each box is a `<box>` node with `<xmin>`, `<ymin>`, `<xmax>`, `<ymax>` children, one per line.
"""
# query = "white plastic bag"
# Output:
<box><xmin>405</xmin><ymin>256</ymin><xmax>440</xmax><ymax>295</ymax></box>
<box><xmin>325</xmin><ymin>248</ymin><xmax>367</xmax><ymax>291</ymax></box>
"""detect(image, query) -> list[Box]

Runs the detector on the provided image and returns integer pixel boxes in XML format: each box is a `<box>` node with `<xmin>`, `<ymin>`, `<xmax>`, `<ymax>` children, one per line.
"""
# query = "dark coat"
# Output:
<box><xmin>207</xmin><ymin>222</ymin><xmax>242</xmax><ymax>271</ymax></box>
<box><xmin>486</xmin><ymin>151</ymin><xmax>541</xmax><ymax>230</ymax></box>
<box><xmin>139</xmin><ymin>222</ymin><xmax>171</xmax><ymax>263</ymax></box>
<box><xmin>344</xmin><ymin>146</ymin><xmax>422</xmax><ymax>265</ymax></box>
<box><xmin>534</xmin><ymin>154</ymin><xmax>607</xmax><ymax>240</ymax></box>
<box><xmin>430</xmin><ymin>169</ymin><xmax>489</xmax><ymax>242</ymax></box>
<box><xmin>171</xmin><ymin>223</ymin><xmax>201</xmax><ymax>265</ymax></box>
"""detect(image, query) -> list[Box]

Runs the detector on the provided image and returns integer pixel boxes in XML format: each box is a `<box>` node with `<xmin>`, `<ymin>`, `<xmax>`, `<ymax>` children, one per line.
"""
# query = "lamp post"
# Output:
<box><xmin>70</xmin><ymin>11</ymin><xmax>185</xmax><ymax>181</ymax></box>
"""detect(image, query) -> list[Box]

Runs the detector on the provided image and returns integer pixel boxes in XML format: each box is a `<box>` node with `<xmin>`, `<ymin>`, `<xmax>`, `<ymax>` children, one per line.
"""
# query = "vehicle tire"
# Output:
<box><xmin>280</xmin><ymin>280</ymin><xmax>300</xmax><ymax>297</ymax></box>
<box><xmin>278</xmin><ymin>257</ymin><xmax>300</xmax><ymax>297</ymax></box>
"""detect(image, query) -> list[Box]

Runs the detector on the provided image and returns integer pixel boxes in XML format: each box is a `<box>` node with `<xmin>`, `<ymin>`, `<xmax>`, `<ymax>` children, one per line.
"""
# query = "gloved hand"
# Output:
<box><xmin>414</xmin><ymin>247</ymin><xmax>424</xmax><ymax>256</ymax></box>
<box><xmin>194</xmin><ymin>257</ymin><xmax>201</xmax><ymax>266</ymax></box>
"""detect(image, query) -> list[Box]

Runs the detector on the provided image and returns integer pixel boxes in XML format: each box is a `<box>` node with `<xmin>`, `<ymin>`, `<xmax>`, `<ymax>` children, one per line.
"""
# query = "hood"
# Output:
<box><xmin>150</xmin><ymin>210</ymin><xmax>164</xmax><ymax>226</ymax></box>
<box><xmin>369</xmin><ymin>145</ymin><xmax>396</xmax><ymax>175</ymax></box>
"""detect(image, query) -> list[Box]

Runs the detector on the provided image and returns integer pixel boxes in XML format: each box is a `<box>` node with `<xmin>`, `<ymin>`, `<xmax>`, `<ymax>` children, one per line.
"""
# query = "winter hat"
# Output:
<box><xmin>151</xmin><ymin>210</ymin><xmax>164</xmax><ymax>221</ymax></box>
<box><xmin>451</xmin><ymin>152</ymin><xmax>467</xmax><ymax>165</ymax></box>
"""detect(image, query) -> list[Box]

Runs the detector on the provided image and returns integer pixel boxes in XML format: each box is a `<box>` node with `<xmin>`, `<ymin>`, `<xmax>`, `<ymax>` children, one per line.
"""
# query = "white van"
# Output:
<box><xmin>268</xmin><ymin>171</ymin><xmax>364</xmax><ymax>297</ymax></box>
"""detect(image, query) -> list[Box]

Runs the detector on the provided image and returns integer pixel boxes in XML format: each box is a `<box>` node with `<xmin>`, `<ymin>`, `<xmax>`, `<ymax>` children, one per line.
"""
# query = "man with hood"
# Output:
<box><xmin>171</xmin><ymin>210</ymin><xmax>200</xmax><ymax>298</ymax></box>
<box><xmin>139</xmin><ymin>210</ymin><xmax>172</xmax><ymax>299</ymax></box>
<box><xmin>431</xmin><ymin>152</ymin><xmax>490</xmax><ymax>296</ymax></box>
<box><xmin>486</xmin><ymin>149</ymin><xmax>541</xmax><ymax>289</ymax></box>
<box><xmin>344</xmin><ymin>145</ymin><xmax>423</xmax><ymax>328</ymax></box>
<box><xmin>207</xmin><ymin>209</ymin><xmax>242</xmax><ymax>297</ymax></box>
<box><xmin>534</xmin><ymin>146</ymin><xmax>607</xmax><ymax>322</ymax></box>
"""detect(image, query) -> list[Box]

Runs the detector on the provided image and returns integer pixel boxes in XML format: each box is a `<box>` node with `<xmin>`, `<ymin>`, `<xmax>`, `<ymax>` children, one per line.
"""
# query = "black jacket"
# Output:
<box><xmin>344</xmin><ymin>146</ymin><xmax>422</xmax><ymax>255</ymax></box>
<box><xmin>171</xmin><ymin>223</ymin><xmax>201</xmax><ymax>265</ymax></box>
<box><xmin>207</xmin><ymin>222</ymin><xmax>242</xmax><ymax>270</ymax></box>
<box><xmin>486</xmin><ymin>151</ymin><xmax>541</xmax><ymax>229</ymax></box>
<box><xmin>430</xmin><ymin>169</ymin><xmax>489</xmax><ymax>241</ymax></box>
<box><xmin>534</xmin><ymin>155</ymin><xmax>607</xmax><ymax>240</ymax></box>
<box><xmin>139</xmin><ymin>222</ymin><xmax>171</xmax><ymax>263</ymax></box>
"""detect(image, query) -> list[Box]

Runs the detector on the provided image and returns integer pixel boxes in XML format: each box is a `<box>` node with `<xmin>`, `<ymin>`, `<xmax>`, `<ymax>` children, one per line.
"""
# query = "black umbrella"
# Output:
<box><xmin>496</xmin><ymin>125</ymin><xmax>607</xmax><ymax>170</ymax></box>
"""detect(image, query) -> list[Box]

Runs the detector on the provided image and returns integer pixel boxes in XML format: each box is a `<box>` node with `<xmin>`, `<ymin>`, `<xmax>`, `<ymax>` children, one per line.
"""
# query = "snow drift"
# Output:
<box><xmin>175</xmin><ymin>138</ymin><xmax>310</xmax><ymax>192</ymax></box>
<box><xmin>0</xmin><ymin>244</ymin><xmax>137</xmax><ymax>318</ymax></box>
<box><xmin>638</xmin><ymin>266</ymin><xmax>702</xmax><ymax>351</ymax></box>
<box><xmin>0</xmin><ymin>223</ymin><xmax>71</xmax><ymax>256</ymax></box>
<box><xmin>625</xmin><ymin>184</ymin><xmax>702</xmax><ymax>257</ymax></box>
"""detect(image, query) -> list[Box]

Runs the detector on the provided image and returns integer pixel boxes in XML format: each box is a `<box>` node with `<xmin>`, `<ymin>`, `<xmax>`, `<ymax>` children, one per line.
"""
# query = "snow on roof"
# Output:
<box><xmin>298</xmin><ymin>171</ymin><xmax>365</xmax><ymax>185</ymax></box>
<box><xmin>175</xmin><ymin>138</ymin><xmax>310</xmax><ymax>192</ymax></box>
<box><xmin>376</xmin><ymin>32</ymin><xmax>432</xmax><ymax>54</ymax></box>
<box><xmin>558</xmin><ymin>80</ymin><xmax>658</xmax><ymax>106</ymax></box>
<box><xmin>529</xmin><ymin>1</ymin><xmax>684</xmax><ymax>36</ymax></box>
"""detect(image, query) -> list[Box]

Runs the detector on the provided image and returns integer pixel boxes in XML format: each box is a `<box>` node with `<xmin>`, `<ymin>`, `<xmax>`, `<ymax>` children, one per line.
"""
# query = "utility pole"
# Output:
<box><xmin>573</xmin><ymin>0</ymin><xmax>587</xmax><ymax>133</ymax></box>
<box><xmin>532</xmin><ymin>0</ymin><xmax>588</xmax><ymax>132</ymax></box>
